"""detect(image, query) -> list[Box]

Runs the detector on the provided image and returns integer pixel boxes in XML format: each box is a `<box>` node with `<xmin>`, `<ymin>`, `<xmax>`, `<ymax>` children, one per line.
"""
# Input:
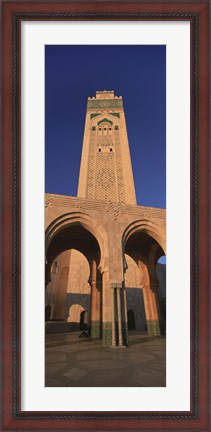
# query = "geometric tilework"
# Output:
<box><xmin>102</xmin><ymin>322</ymin><xmax>112</xmax><ymax>346</ymax></box>
<box><xmin>146</xmin><ymin>319</ymin><xmax>163</xmax><ymax>336</ymax></box>
<box><xmin>87</xmin><ymin>99</ymin><xmax>123</xmax><ymax>110</ymax></box>
<box><xmin>91</xmin><ymin>320</ymin><xmax>101</xmax><ymax>338</ymax></box>
<box><xmin>86</xmin><ymin>119</ymin><xmax>127</xmax><ymax>203</ymax></box>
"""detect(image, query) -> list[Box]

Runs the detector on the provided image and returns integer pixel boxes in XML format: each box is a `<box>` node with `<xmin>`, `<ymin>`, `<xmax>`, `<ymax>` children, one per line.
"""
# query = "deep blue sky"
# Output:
<box><xmin>45</xmin><ymin>45</ymin><xmax>166</xmax><ymax>208</ymax></box>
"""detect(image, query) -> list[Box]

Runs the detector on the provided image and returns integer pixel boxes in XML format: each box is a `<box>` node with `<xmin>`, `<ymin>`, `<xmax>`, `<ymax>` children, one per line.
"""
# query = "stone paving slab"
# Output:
<box><xmin>45</xmin><ymin>332</ymin><xmax>166</xmax><ymax>387</ymax></box>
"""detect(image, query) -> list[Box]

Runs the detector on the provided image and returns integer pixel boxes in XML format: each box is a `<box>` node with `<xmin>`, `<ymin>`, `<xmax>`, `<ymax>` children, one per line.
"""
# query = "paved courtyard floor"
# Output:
<box><xmin>45</xmin><ymin>331</ymin><xmax>166</xmax><ymax>387</ymax></box>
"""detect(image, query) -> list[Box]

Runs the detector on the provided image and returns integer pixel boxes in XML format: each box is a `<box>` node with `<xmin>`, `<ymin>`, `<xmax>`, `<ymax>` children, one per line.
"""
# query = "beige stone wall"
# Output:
<box><xmin>46</xmin><ymin>249</ymin><xmax>91</xmax><ymax>322</ymax></box>
<box><xmin>67</xmin><ymin>250</ymin><xmax>90</xmax><ymax>294</ymax></box>
<box><xmin>123</xmin><ymin>255</ymin><xmax>166</xmax><ymax>331</ymax></box>
<box><xmin>45</xmin><ymin>250</ymin><xmax>71</xmax><ymax>320</ymax></box>
<box><xmin>66</xmin><ymin>250</ymin><xmax>91</xmax><ymax>326</ymax></box>
<box><xmin>125</xmin><ymin>254</ymin><xmax>146</xmax><ymax>330</ymax></box>
<box><xmin>125</xmin><ymin>254</ymin><xmax>142</xmax><ymax>287</ymax></box>
<box><xmin>67</xmin><ymin>304</ymin><xmax>87</xmax><ymax>324</ymax></box>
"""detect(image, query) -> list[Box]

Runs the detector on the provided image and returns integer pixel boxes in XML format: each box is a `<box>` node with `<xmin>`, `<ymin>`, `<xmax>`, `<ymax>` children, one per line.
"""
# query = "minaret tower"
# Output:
<box><xmin>77</xmin><ymin>91</ymin><xmax>136</xmax><ymax>204</ymax></box>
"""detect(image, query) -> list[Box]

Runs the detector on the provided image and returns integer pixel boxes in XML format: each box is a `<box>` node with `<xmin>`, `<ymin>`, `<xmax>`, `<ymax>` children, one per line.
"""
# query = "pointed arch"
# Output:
<box><xmin>122</xmin><ymin>219</ymin><xmax>166</xmax><ymax>255</ymax></box>
<box><xmin>45</xmin><ymin>211</ymin><xmax>109</xmax><ymax>273</ymax></box>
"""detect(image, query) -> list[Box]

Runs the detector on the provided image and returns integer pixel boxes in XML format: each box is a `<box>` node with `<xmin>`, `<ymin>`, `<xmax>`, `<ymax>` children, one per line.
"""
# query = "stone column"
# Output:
<box><xmin>102</xmin><ymin>272</ymin><xmax>112</xmax><ymax>346</ymax></box>
<box><xmin>117</xmin><ymin>287</ymin><xmax>123</xmax><ymax>346</ymax></box>
<box><xmin>150</xmin><ymin>283</ymin><xmax>164</xmax><ymax>335</ymax></box>
<box><xmin>122</xmin><ymin>284</ymin><xmax>128</xmax><ymax>346</ymax></box>
<box><xmin>111</xmin><ymin>287</ymin><xmax>116</xmax><ymax>347</ymax></box>
<box><xmin>90</xmin><ymin>260</ymin><xmax>101</xmax><ymax>338</ymax></box>
<box><xmin>142</xmin><ymin>283</ymin><xmax>164</xmax><ymax>336</ymax></box>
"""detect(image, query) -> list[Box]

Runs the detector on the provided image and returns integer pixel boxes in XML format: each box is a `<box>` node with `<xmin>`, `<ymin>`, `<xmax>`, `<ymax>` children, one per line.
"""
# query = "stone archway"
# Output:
<box><xmin>45</xmin><ymin>212</ymin><xmax>109</xmax><ymax>276</ymax></box>
<box><xmin>122</xmin><ymin>220</ymin><xmax>166</xmax><ymax>337</ymax></box>
<box><xmin>45</xmin><ymin>212</ymin><xmax>109</xmax><ymax>341</ymax></box>
<box><xmin>122</xmin><ymin>220</ymin><xmax>166</xmax><ymax>256</ymax></box>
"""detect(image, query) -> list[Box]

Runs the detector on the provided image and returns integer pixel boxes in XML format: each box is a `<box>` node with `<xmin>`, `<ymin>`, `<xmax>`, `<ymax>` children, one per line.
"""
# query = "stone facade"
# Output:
<box><xmin>45</xmin><ymin>91</ymin><xmax>166</xmax><ymax>346</ymax></box>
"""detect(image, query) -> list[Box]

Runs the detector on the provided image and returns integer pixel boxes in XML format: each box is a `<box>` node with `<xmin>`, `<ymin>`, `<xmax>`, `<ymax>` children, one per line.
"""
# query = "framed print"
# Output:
<box><xmin>1</xmin><ymin>1</ymin><xmax>209</xmax><ymax>431</ymax></box>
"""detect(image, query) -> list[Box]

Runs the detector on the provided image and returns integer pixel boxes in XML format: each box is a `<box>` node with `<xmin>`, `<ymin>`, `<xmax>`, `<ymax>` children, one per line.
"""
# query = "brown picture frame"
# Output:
<box><xmin>1</xmin><ymin>1</ymin><xmax>210</xmax><ymax>430</ymax></box>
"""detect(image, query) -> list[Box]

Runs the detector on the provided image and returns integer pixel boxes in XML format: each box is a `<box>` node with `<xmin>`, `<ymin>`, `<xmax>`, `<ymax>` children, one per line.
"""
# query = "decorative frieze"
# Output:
<box><xmin>109</xmin><ymin>112</ymin><xmax>120</xmax><ymax>118</ymax></box>
<box><xmin>75</xmin><ymin>200</ymin><xmax>85</xmax><ymax>209</ymax></box>
<box><xmin>105</xmin><ymin>202</ymin><xmax>120</xmax><ymax>221</ymax></box>
<box><xmin>90</xmin><ymin>113</ymin><xmax>100</xmax><ymax>119</ymax></box>
<box><xmin>87</xmin><ymin>99</ymin><xmax>123</xmax><ymax>110</ymax></box>
<box><xmin>98</xmin><ymin>118</ymin><xmax>113</xmax><ymax>126</ymax></box>
<box><xmin>45</xmin><ymin>193</ymin><xmax>166</xmax><ymax>220</ymax></box>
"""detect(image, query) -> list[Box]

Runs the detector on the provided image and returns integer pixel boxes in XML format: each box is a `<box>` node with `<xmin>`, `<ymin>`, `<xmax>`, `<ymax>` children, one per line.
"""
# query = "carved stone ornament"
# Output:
<box><xmin>105</xmin><ymin>202</ymin><xmax>120</xmax><ymax>220</ymax></box>
<box><xmin>87</xmin><ymin>99</ymin><xmax>123</xmax><ymax>110</ymax></box>
<box><xmin>75</xmin><ymin>200</ymin><xmax>85</xmax><ymax>209</ymax></box>
<box><xmin>45</xmin><ymin>193</ymin><xmax>51</xmax><ymax>208</ymax></box>
<box><xmin>138</xmin><ymin>207</ymin><xmax>152</xmax><ymax>219</ymax></box>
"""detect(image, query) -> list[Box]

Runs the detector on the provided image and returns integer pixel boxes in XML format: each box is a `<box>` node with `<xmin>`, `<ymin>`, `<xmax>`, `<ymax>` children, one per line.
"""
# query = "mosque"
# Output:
<box><xmin>45</xmin><ymin>90</ymin><xmax>166</xmax><ymax>347</ymax></box>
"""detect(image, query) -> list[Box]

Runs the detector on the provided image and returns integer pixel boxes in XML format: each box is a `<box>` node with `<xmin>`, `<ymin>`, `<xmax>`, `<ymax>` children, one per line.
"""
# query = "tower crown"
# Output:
<box><xmin>96</xmin><ymin>90</ymin><xmax>114</xmax><ymax>100</ymax></box>
<box><xmin>87</xmin><ymin>91</ymin><xmax>123</xmax><ymax>110</ymax></box>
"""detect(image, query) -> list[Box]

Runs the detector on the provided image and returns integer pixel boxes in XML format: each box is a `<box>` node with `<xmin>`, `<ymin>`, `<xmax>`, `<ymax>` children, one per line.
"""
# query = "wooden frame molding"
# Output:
<box><xmin>1</xmin><ymin>1</ymin><xmax>209</xmax><ymax>431</ymax></box>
